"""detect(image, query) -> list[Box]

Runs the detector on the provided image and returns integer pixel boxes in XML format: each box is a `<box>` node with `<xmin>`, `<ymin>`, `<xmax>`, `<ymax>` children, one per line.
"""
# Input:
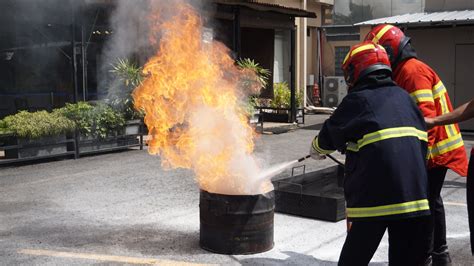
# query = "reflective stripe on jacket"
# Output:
<box><xmin>314</xmin><ymin>81</ymin><xmax>430</xmax><ymax>221</ymax></box>
<box><xmin>394</xmin><ymin>58</ymin><xmax>468</xmax><ymax>176</ymax></box>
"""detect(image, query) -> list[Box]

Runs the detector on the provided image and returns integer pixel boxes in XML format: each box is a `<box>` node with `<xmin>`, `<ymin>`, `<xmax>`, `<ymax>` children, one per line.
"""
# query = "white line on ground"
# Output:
<box><xmin>18</xmin><ymin>249</ymin><xmax>213</xmax><ymax>266</ymax></box>
<box><xmin>447</xmin><ymin>232</ymin><xmax>471</xmax><ymax>239</ymax></box>
<box><xmin>444</xmin><ymin>202</ymin><xmax>468</xmax><ymax>207</ymax></box>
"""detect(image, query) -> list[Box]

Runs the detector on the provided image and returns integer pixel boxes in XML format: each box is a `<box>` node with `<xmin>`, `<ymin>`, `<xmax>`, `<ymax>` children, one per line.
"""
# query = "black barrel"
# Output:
<box><xmin>199</xmin><ymin>189</ymin><xmax>275</xmax><ymax>254</ymax></box>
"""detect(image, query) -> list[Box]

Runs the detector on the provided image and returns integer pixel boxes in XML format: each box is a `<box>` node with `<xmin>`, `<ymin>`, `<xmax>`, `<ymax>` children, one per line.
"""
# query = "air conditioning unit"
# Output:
<box><xmin>323</xmin><ymin>76</ymin><xmax>347</xmax><ymax>107</ymax></box>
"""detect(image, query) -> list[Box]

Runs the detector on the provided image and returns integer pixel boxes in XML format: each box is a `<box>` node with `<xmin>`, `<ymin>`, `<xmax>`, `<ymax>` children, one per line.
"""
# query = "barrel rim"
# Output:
<box><xmin>200</xmin><ymin>189</ymin><xmax>275</xmax><ymax>199</ymax></box>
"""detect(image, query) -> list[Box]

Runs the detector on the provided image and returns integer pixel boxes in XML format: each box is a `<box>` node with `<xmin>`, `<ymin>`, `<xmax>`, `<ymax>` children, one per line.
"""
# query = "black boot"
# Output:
<box><xmin>431</xmin><ymin>250</ymin><xmax>452</xmax><ymax>266</ymax></box>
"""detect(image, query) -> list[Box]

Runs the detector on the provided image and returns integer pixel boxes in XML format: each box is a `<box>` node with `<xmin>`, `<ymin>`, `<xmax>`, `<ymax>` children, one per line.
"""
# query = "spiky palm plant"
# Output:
<box><xmin>108</xmin><ymin>58</ymin><xmax>144</xmax><ymax>120</ymax></box>
<box><xmin>237</xmin><ymin>58</ymin><xmax>271</xmax><ymax>90</ymax></box>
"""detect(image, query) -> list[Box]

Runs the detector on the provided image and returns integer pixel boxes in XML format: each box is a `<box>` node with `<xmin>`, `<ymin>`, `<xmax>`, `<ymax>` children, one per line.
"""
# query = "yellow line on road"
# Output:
<box><xmin>444</xmin><ymin>201</ymin><xmax>467</xmax><ymax>207</ymax></box>
<box><xmin>18</xmin><ymin>249</ymin><xmax>212</xmax><ymax>265</ymax></box>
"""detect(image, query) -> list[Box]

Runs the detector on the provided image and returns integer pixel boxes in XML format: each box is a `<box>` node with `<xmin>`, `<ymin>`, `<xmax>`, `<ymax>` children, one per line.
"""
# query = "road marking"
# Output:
<box><xmin>444</xmin><ymin>201</ymin><xmax>467</xmax><ymax>207</ymax></box>
<box><xmin>447</xmin><ymin>232</ymin><xmax>471</xmax><ymax>239</ymax></box>
<box><xmin>18</xmin><ymin>249</ymin><xmax>211</xmax><ymax>265</ymax></box>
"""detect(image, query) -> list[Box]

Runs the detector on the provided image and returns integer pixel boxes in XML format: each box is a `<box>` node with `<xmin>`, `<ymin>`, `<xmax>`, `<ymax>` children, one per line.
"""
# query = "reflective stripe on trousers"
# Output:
<box><xmin>346</xmin><ymin>199</ymin><xmax>430</xmax><ymax>218</ymax></box>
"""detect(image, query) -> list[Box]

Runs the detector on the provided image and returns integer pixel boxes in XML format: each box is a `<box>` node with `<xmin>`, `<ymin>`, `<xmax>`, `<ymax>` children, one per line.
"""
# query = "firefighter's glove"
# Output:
<box><xmin>310</xmin><ymin>141</ymin><xmax>326</xmax><ymax>160</ymax></box>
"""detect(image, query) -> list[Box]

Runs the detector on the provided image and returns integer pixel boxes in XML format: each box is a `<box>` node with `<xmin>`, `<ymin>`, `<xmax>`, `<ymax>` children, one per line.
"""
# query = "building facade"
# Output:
<box><xmin>246</xmin><ymin>0</ymin><xmax>334</xmax><ymax>107</ymax></box>
<box><xmin>0</xmin><ymin>0</ymin><xmax>318</xmax><ymax>122</ymax></box>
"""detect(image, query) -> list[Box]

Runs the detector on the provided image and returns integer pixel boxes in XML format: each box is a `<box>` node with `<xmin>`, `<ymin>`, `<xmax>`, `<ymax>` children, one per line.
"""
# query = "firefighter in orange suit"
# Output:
<box><xmin>366</xmin><ymin>24</ymin><xmax>469</xmax><ymax>266</ymax></box>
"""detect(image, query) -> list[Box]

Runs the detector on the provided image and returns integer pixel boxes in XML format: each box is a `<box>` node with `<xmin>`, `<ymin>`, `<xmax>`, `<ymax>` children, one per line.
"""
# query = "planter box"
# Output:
<box><xmin>4</xmin><ymin>134</ymin><xmax>68</xmax><ymax>159</ymax></box>
<box><xmin>78</xmin><ymin>134</ymin><xmax>120</xmax><ymax>153</ymax></box>
<box><xmin>272</xmin><ymin>165</ymin><xmax>345</xmax><ymax>222</ymax></box>
<box><xmin>125</xmin><ymin>119</ymin><xmax>141</xmax><ymax>135</ymax></box>
<box><xmin>78</xmin><ymin>132</ymin><xmax>139</xmax><ymax>154</ymax></box>
<box><xmin>260</xmin><ymin>112</ymin><xmax>290</xmax><ymax>123</ymax></box>
<box><xmin>118</xmin><ymin>135</ymin><xmax>139</xmax><ymax>146</ymax></box>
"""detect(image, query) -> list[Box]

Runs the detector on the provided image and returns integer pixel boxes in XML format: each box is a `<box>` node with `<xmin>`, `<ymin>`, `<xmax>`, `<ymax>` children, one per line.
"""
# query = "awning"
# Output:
<box><xmin>214</xmin><ymin>0</ymin><xmax>317</xmax><ymax>18</ymax></box>
<box><xmin>84</xmin><ymin>0</ymin><xmax>317</xmax><ymax>18</ymax></box>
<box><xmin>355</xmin><ymin>10</ymin><xmax>474</xmax><ymax>27</ymax></box>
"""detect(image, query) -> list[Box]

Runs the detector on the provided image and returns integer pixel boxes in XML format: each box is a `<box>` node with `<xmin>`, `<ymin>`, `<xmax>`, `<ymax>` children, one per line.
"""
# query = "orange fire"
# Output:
<box><xmin>133</xmin><ymin>2</ymin><xmax>271</xmax><ymax>195</ymax></box>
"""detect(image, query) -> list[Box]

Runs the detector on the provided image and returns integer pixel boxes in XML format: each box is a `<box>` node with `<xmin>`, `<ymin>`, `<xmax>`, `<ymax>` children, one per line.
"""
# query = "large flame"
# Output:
<box><xmin>133</xmin><ymin>2</ymin><xmax>271</xmax><ymax>195</ymax></box>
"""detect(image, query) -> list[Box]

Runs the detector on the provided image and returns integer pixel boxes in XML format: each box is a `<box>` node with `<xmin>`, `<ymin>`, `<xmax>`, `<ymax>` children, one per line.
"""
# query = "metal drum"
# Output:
<box><xmin>199</xmin><ymin>189</ymin><xmax>275</xmax><ymax>254</ymax></box>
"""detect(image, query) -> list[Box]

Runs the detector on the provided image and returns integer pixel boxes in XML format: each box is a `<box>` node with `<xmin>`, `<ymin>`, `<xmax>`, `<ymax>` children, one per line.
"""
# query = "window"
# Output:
<box><xmin>273</xmin><ymin>30</ymin><xmax>291</xmax><ymax>84</ymax></box>
<box><xmin>322</xmin><ymin>6</ymin><xmax>333</xmax><ymax>25</ymax></box>
<box><xmin>335</xmin><ymin>46</ymin><xmax>350</xmax><ymax>76</ymax></box>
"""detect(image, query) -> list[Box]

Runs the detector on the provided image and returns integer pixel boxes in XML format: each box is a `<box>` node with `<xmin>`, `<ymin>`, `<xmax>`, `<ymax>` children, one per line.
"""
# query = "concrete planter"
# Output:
<box><xmin>4</xmin><ymin>134</ymin><xmax>68</xmax><ymax>159</ymax></box>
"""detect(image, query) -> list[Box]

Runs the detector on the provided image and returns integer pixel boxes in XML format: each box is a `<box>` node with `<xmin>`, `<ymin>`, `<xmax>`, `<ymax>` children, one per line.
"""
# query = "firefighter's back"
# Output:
<box><xmin>343</xmin><ymin>83</ymin><xmax>430</xmax><ymax>221</ymax></box>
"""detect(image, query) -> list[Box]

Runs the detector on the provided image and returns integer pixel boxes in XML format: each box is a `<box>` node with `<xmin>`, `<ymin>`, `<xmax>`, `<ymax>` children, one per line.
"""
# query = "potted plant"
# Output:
<box><xmin>260</xmin><ymin>82</ymin><xmax>304</xmax><ymax>123</ymax></box>
<box><xmin>108</xmin><ymin>58</ymin><xmax>144</xmax><ymax>135</ymax></box>
<box><xmin>55</xmin><ymin>102</ymin><xmax>127</xmax><ymax>153</ymax></box>
<box><xmin>0</xmin><ymin>110</ymin><xmax>75</xmax><ymax>159</ymax></box>
<box><xmin>236</xmin><ymin>58</ymin><xmax>270</xmax><ymax>122</ymax></box>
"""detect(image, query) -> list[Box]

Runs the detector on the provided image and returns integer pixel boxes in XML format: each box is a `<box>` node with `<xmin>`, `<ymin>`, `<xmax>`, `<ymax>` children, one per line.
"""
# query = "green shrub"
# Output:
<box><xmin>270</xmin><ymin>82</ymin><xmax>291</xmax><ymax>108</ymax></box>
<box><xmin>55</xmin><ymin>102</ymin><xmax>125</xmax><ymax>139</ymax></box>
<box><xmin>54</xmin><ymin>102</ymin><xmax>94</xmax><ymax>135</ymax></box>
<box><xmin>269</xmin><ymin>82</ymin><xmax>303</xmax><ymax>109</ymax></box>
<box><xmin>0</xmin><ymin>119</ymin><xmax>8</xmax><ymax>135</ymax></box>
<box><xmin>1</xmin><ymin>110</ymin><xmax>75</xmax><ymax>139</ymax></box>
<box><xmin>90</xmin><ymin>103</ymin><xmax>126</xmax><ymax>138</ymax></box>
<box><xmin>296</xmin><ymin>89</ymin><xmax>304</xmax><ymax>108</ymax></box>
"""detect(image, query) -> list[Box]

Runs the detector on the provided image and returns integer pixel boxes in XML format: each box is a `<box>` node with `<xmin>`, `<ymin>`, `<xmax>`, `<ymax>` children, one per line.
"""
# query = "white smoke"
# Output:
<box><xmin>188</xmin><ymin>106</ymin><xmax>267</xmax><ymax>195</ymax></box>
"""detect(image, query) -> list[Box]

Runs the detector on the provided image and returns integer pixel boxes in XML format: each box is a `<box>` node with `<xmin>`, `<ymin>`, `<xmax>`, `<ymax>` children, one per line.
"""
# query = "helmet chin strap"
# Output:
<box><xmin>391</xmin><ymin>37</ymin><xmax>412</xmax><ymax>68</ymax></box>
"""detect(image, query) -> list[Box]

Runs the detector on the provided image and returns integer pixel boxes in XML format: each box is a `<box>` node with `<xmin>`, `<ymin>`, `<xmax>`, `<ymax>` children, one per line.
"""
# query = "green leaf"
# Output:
<box><xmin>2</xmin><ymin>110</ymin><xmax>75</xmax><ymax>139</ymax></box>
<box><xmin>236</xmin><ymin>58</ymin><xmax>270</xmax><ymax>90</ymax></box>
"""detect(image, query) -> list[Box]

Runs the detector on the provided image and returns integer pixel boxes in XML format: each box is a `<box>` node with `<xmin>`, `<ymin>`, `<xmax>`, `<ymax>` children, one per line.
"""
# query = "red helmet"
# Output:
<box><xmin>364</xmin><ymin>24</ymin><xmax>410</xmax><ymax>64</ymax></box>
<box><xmin>342</xmin><ymin>41</ymin><xmax>391</xmax><ymax>88</ymax></box>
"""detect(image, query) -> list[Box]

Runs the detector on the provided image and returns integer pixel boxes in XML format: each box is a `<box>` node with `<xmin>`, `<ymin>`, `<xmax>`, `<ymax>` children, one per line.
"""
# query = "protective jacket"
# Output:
<box><xmin>312</xmin><ymin>76</ymin><xmax>430</xmax><ymax>221</ymax></box>
<box><xmin>393</xmin><ymin>57</ymin><xmax>468</xmax><ymax>176</ymax></box>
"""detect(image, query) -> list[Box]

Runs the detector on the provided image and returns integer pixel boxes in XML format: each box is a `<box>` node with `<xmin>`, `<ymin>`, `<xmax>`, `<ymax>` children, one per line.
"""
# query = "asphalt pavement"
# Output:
<box><xmin>0</xmin><ymin>114</ymin><xmax>472</xmax><ymax>265</ymax></box>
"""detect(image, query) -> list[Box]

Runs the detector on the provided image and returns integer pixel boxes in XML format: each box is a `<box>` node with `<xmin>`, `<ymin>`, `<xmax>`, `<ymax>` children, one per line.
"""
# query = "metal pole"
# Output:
<box><xmin>290</xmin><ymin>28</ymin><xmax>297</xmax><ymax>123</ymax></box>
<box><xmin>50</xmin><ymin>92</ymin><xmax>54</xmax><ymax>111</ymax></box>
<box><xmin>391</xmin><ymin>0</ymin><xmax>393</xmax><ymax>16</ymax></box>
<box><xmin>81</xmin><ymin>24</ymin><xmax>87</xmax><ymax>101</ymax></box>
<box><xmin>232</xmin><ymin>7</ymin><xmax>241</xmax><ymax>58</ymax></box>
<box><xmin>71</xmin><ymin>1</ymin><xmax>78</xmax><ymax>103</ymax></box>
<box><xmin>71</xmin><ymin>0</ymin><xmax>80</xmax><ymax>158</ymax></box>
<box><xmin>302</xmin><ymin>0</ymin><xmax>307</xmax><ymax>107</ymax></box>
<box><xmin>317</xmin><ymin>28</ymin><xmax>322</xmax><ymax>95</ymax></box>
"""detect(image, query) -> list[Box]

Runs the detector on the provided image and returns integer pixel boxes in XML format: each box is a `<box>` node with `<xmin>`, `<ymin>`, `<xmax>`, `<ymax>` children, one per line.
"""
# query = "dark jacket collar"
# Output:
<box><xmin>392</xmin><ymin>42</ymin><xmax>418</xmax><ymax>71</ymax></box>
<box><xmin>351</xmin><ymin>73</ymin><xmax>396</xmax><ymax>93</ymax></box>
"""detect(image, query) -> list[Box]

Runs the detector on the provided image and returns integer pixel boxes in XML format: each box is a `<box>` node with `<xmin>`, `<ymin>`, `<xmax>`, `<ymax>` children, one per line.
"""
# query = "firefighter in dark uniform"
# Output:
<box><xmin>310</xmin><ymin>42</ymin><xmax>431</xmax><ymax>265</ymax></box>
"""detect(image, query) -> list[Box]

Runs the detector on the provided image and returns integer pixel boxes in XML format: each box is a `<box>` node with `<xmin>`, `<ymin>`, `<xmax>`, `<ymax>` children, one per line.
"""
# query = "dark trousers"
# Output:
<box><xmin>467</xmin><ymin>157</ymin><xmax>474</xmax><ymax>255</ymax></box>
<box><xmin>338</xmin><ymin>216</ymin><xmax>431</xmax><ymax>266</ymax></box>
<box><xmin>427</xmin><ymin>167</ymin><xmax>449</xmax><ymax>259</ymax></box>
